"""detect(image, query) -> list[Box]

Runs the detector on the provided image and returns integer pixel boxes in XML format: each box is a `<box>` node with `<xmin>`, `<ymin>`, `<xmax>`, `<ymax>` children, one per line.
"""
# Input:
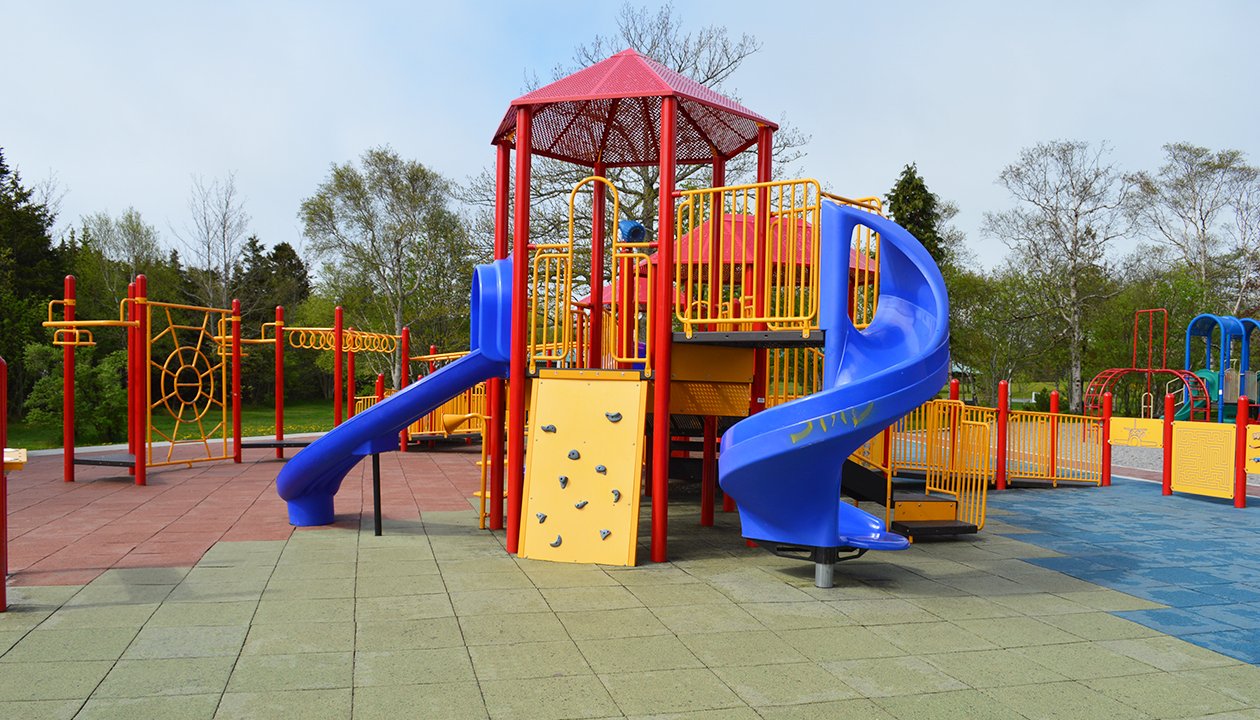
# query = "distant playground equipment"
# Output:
<box><xmin>1181</xmin><ymin>313</ymin><xmax>1260</xmax><ymax>423</ymax></box>
<box><xmin>43</xmin><ymin>275</ymin><xmax>235</xmax><ymax>485</ymax></box>
<box><xmin>1084</xmin><ymin>309</ymin><xmax>1211</xmax><ymax>422</ymax></box>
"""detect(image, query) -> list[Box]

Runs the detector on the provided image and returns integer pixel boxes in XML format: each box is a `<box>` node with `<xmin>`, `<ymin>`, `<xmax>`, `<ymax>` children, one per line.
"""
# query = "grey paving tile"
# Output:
<box><xmin>557</xmin><ymin>607</ymin><xmax>671</xmax><ymax>640</ymax></box>
<box><xmin>828</xmin><ymin>598</ymin><xmax>941</xmax><ymax>626</ymax></box>
<box><xmin>713</xmin><ymin>662</ymin><xmax>857</xmax><ymax>707</ymax></box>
<box><xmin>481</xmin><ymin>675</ymin><xmax>616</xmax><ymax>720</ymax></box>
<box><xmin>354</xmin><ymin>593</ymin><xmax>453</xmax><ymax>622</ymax></box>
<box><xmin>541</xmin><ymin>585</ymin><xmax>644</xmax><ymax>612</ymax></box>
<box><xmin>226</xmin><ymin>651</ymin><xmax>352</xmax><ymax>692</ymax></box>
<box><xmin>1083</xmin><ymin>672</ymin><xmax>1246</xmax><ymax>718</ymax></box>
<box><xmin>0</xmin><ymin>699</ymin><xmax>80</xmax><ymax>719</ymax></box>
<box><xmin>146</xmin><ymin>600</ymin><xmax>257</xmax><ymax>627</ymax></box>
<box><xmin>355</xmin><ymin>617</ymin><xmax>464</xmax><ymax>651</ymax></box>
<box><xmin>252</xmin><ymin>597</ymin><xmax>353</xmax><ymax>625</ymax></box>
<box><xmin>449</xmin><ymin>587</ymin><xmax>550</xmax><ymax>616</ymax></box>
<box><xmin>868</xmin><ymin>621</ymin><xmax>997</xmax><ymax>654</ymax></box>
<box><xmin>679</xmin><ymin>630</ymin><xmax>808</xmax><ymax>667</ymax></box>
<box><xmin>576</xmin><ymin>634</ymin><xmax>705</xmax><ymax>674</ymax></box>
<box><xmin>920</xmin><ymin>647</ymin><xmax>1069</xmax><ymax>689</ymax></box>
<box><xmin>95</xmin><ymin>657</ymin><xmax>236</xmax><ymax>697</ymax></box>
<box><xmin>77</xmin><ymin>693</ymin><xmax>220</xmax><ymax>719</ymax></box>
<box><xmin>468</xmin><ymin>639</ymin><xmax>591</xmax><ymax>680</ymax></box>
<box><xmin>952</xmin><ymin>616</ymin><xmax>1083</xmax><ymax>648</ymax></box>
<box><xmin>458</xmin><ymin>611</ymin><xmax>568</xmax><ymax>646</ymax></box>
<box><xmin>38</xmin><ymin>603</ymin><xmax>159</xmax><ymax>629</ymax></box>
<box><xmin>650</xmin><ymin>602</ymin><xmax>763</xmax><ymax>635</ymax></box>
<box><xmin>753</xmin><ymin>698</ymin><xmax>897</xmax><ymax>719</ymax></box>
<box><xmin>242</xmin><ymin>621</ymin><xmax>355</xmax><ymax>655</ymax></box>
<box><xmin>983</xmin><ymin>680</ymin><xmax>1153</xmax><ymax>719</ymax></box>
<box><xmin>1099</xmin><ymin>636</ymin><xmax>1241</xmax><ymax>672</ymax></box>
<box><xmin>123</xmin><ymin>625</ymin><xmax>247</xmax><ymax>659</ymax></box>
<box><xmin>0</xmin><ymin>627</ymin><xmax>136</xmax><ymax>662</ymax></box>
<box><xmin>778</xmin><ymin>626</ymin><xmax>905</xmax><ymax>662</ymax></box>
<box><xmin>0</xmin><ymin>660</ymin><xmax>113</xmax><ymax>701</ymax></box>
<box><xmin>599</xmin><ymin>668</ymin><xmax>745</xmax><ymax>715</ymax></box>
<box><xmin>1012</xmin><ymin>641</ymin><xmax>1161</xmax><ymax>680</ymax></box>
<box><xmin>354</xmin><ymin>647</ymin><xmax>475</xmax><ymax>686</ymax></box>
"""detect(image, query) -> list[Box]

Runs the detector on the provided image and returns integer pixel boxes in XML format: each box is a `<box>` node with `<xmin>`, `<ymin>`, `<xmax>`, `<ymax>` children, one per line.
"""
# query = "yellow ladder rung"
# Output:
<box><xmin>472</xmin><ymin>490</ymin><xmax>508</xmax><ymax>499</ymax></box>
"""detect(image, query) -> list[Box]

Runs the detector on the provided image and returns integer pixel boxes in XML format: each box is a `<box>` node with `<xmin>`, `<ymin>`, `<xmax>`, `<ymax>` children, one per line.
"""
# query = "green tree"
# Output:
<box><xmin>0</xmin><ymin>148</ymin><xmax>66</xmax><ymax>418</ymax></box>
<box><xmin>300</xmin><ymin>146</ymin><xmax>472</xmax><ymax>387</ymax></box>
<box><xmin>884</xmin><ymin>164</ymin><xmax>949</xmax><ymax>266</ymax></box>
<box><xmin>983</xmin><ymin>141</ymin><xmax>1130</xmax><ymax>411</ymax></box>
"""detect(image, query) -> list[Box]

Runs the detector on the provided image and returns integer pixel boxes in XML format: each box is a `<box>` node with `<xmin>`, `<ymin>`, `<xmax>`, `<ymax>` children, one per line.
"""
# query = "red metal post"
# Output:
<box><xmin>1101</xmin><ymin>392</ymin><xmax>1113</xmax><ymax>487</ymax></box>
<box><xmin>589</xmin><ymin>161</ymin><xmax>606</xmax><ymax>369</ymax></box>
<box><xmin>375</xmin><ymin>373</ymin><xmax>385</xmax><ymax>402</ymax></box>
<box><xmin>333</xmin><ymin>306</ymin><xmax>343</xmax><ymax>426</ymax></box>
<box><xmin>134</xmin><ymin>275</ymin><xmax>148</xmax><ymax>487</ymax></box>
<box><xmin>748</xmin><ymin>125</ymin><xmax>774</xmax><ymax>416</ymax></box>
<box><xmin>347</xmin><ymin>330</ymin><xmax>357</xmax><ymax>419</ymax></box>
<box><xmin>428</xmin><ymin>344</ymin><xmax>437</xmax><ymax>374</ymax></box>
<box><xmin>63</xmin><ymin>276</ymin><xmax>77</xmax><ymax>482</ymax></box>
<box><xmin>949</xmin><ymin>378</ymin><xmax>959</xmax><ymax>401</ymax></box>
<box><xmin>650</xmin><ymin>96</ymin><xmax>678</xmax><ymax>563</ymax></box>
<box><xmin>506</xmin><ymin>106</ymin><xmax>533</xmax><ymax>554</ymax></box>
<box><xmin>399</xmin><ymin>326</ymin><xmax>410</xmax><ymax>452</ymax></box>
<box><xmin>232</xmin><ymin>299</ymin><xmax>242</xmax><ymax>463</ymax></box>
<box><xmin>1049</xmin><ymin>390</ymin><xmax>1059</xmax><ymax>478</ymax></box>
<box><xmin>701</xmin><ymin>415</ymin><xmax>717</xmax><ymax>527</ymax></box>
<box><xmin>996</xmin><ymin>380</ymin><xmax>1009</xmax><ymax>490</ymax></box>
<box><xmin>487</xmin><ymin>142</ymin><xmax>510</xmax><ymax>531</ymax></box>
<box><xmin>1</xmin><ymin>355</ymin><xmax>8</xmax><ymax>610</ymax></box>
<box><xmin>1236</xmin><ymin>395</ymin><xmax>1249</xmax><ymax>508</ymax></box>
<box><xmin>126</xmin><ymin>281</ymin><xmax>136</xmax><ymax>477</ymax></box>
<box><xmin>1163</xmin><ymin>393</ymin><xmax>1174</xmax><ymax>495</ymax></box>
<box><xmin>275</xmin><ymin>306</ymin><xmax>285</xmax><ymax>458</ymax></box>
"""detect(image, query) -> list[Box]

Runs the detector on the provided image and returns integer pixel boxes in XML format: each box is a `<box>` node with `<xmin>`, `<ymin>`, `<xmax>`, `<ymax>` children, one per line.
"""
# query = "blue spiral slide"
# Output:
<box><xmin>718</xmin><ymin>203</ymin><xmax>950</xmax><ymax>581</ymax></box>
<box><xmin>276</xmin><ymin>259</ymin><xmax>513</xmax><ymax>526</ymax></box>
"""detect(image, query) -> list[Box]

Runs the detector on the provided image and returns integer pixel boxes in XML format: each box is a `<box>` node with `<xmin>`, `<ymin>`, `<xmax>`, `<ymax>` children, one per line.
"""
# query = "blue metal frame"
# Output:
<box><xmin>1184</xmin><ymin>313</ymin><xmax>1246</xmax><ymax>422</ymax></box>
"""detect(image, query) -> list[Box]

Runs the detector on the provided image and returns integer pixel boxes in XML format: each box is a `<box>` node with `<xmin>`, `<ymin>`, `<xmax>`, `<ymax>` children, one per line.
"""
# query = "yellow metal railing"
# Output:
<box><xmin>674</xmin><ymin>179</ymin><xmax>822</xmax><ymax>337</ymax></box>
<box><xmin>924</xmin><ymin>401</ymin><xmax>989</xmax><ymax>530</ymax></box>
<box><xmin>765</xmin><ymin>348</ymin><xmax>825</xmax><ymax>408</ymax></box>
<box><xmin>146</xmin><ymin>300</ymin><xmax>233</xmax><ymax>468</ymax></box>
<box><xmin>1006</xmin><ymin>408</ymin><xmax>1103</xmax><ymax>486</ymax></box>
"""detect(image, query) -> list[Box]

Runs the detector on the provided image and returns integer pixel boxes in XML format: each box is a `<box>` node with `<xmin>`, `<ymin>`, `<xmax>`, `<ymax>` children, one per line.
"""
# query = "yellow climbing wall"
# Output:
<box><xmin>520</xmin><ymin>369</ymin><xmax>648</xmax><ymax>566</ymax></box>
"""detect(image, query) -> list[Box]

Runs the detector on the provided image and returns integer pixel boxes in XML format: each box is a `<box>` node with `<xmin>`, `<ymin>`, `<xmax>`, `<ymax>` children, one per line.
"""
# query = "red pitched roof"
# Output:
<box><xmin>492</xmin><ymin>49</ymin><xmax>777</xmax><ymax>168</ymax></box>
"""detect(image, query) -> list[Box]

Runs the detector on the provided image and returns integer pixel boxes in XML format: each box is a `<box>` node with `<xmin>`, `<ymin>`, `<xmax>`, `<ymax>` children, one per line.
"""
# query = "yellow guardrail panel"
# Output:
<box><xmin>1246</xmin><ymin>424</ymin><xmax>1260</xmax><ymax>475</ymax></box>
<box><xmin>1109</xmin><ymin>417</ymin><xmax>1164</xmax><ymax>449</ymax></box>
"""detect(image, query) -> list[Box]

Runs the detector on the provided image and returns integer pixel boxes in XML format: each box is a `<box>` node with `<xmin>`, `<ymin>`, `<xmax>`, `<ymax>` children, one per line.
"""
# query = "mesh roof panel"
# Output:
<box><xmin>492</xmin><ymin>49</ymin><xmax>775</xmax><ymax>167</ymax></box>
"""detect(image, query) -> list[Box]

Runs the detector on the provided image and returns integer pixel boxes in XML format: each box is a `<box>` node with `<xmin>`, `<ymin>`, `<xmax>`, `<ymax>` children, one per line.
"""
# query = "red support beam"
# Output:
<box><xmin>63</xmin><ymin>276</ymin><xmax>76</xmax><ymax>483</ymax></box>
<box><xmin>232</xmin><ymin>299</ymin><xmax>242</xmax><ymax>464</ymax></box>
<box><xmin>949</xmin><ymin>378</ymin><xmax>959</xmax><ymax>401</ymax></box>
<box><xmin>1163</xmin><ymin>393</ymin><xmax>1174</xmax><ymax>495</ymax></box>
<box><xmin>650</xmin><ymin>96</ymin><xmax>678</xmax><ymax>563</ymax></box>
<box><xmin>700</xmin><ymin>415</ymin><xmax>717</xmax><ymax>527</ymax></box>
<box><xmin>589</xmin><ymin>161</ymin><xmax>606</xmax><ymax>369</ymax></box>
<box><xmin>749</xmin><ymin>125</ymin><xmax>774</xmax><ymax>416</ymax></box>
<box><xmin>333</xmin><ymin>306</ymin><xmax>343</xmax><ymax>426</ymax></box>
<box><xmin>127</xmin><ymin>281</ymin><xmax>136</xmax><ymax>477</ymax></box>
<box><xmin>487</xmin><ymin>142</ymin><xmax>510</xmax><ymax>531</ymax></box>
<box><xmin>346</xmin><ymin>331</ymin><xmax>357</xmax><ymax>419</ymax></box>
<box><xmin>996</xmin><ymin>380</ymin><xmax>1009</xmax><ymax>490</ymax></box>
<box><xmin>1</xmin><ymin>354</ymin><xmax>9</xmax><ymax>611</ymax></box>
<box><xmin>399</xmin><ymin>326</ymin><xmax>410</xmax><ymax>452</ymax></box>
<box><xmin>1049</xmin><ymin>390</ymin><xmax>1059</xmax><ymax>478</ymax></box>
<box><xmin>275</xmin><ymin>306</ymin><xmax>285</xmax><ymax>458</ymax></box>
<box><xmin>1101</xmin><ymin>392</ymin><xmax>1112</xmax><ymax>487</ymax></box>
<box><xmin>134</xmin><ymin>275</ymin><xmax>148</xmax><ymax>487</ymax></box>
<box><xmin>1236</xmin><ymin>395</ymin><xmax>1249</xmax><ymax>508</ymax></box>
<box><xmin>506</xmin><ymin>107</ymin><xmax>533</xmax><ymax>554</ymax></box>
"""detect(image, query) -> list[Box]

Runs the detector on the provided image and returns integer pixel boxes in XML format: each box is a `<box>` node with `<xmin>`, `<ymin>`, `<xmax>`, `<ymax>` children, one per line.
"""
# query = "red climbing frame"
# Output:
<box><xmin>1084</xmin><ymin>309</ymin><xmax>1210</xmax><ymax>421</ymax></box>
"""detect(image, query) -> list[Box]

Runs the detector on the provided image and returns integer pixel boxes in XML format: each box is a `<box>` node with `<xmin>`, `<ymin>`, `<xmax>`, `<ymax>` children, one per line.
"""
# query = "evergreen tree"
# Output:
<box><xmin>885</xmin><ymin>163</ymin><xmax>948</xmax><ymax>265</ymax></box>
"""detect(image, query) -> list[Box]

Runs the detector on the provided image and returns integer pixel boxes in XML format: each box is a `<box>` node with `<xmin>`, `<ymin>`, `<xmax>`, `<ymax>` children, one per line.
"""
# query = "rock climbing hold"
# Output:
<box><xmin>558</xmin><ymin>476</ymin><xmax>568</xmax><ymax>489</ymax></box>
<box><xmin>536</xmin><ymin>512</ymin><xmax>547</xmax><ymax>524</ymax></box>
<box><xmin>611</xmin><ymin>489</ymin><xmax>621</xmax><ymax>503</ymax></box>
<box><xmin>599</xmin><ymin>529</ymin><xmax>611</xmax><ymax>540</ymax></box>
<box><xmin>541</xmin><ymin>424</ymin><xmax>557</xmax><ymax>433</ymax></box>
<box><xmin>605</xmin><ymin>412</ymin><xmax>622</xmax><ymax>423</ymax></box>
<box><xmin>595</xmin><ymin>465</ymin><xmax>607</xmax><ymax>474</ymax></box>
<box><xmin>567</xmin><ymin>449</ymin><xmax>580</xmax><ymax>460</ymax></box>
<box><xmin>549</xmin><ymin>535</ymin><xmax>563</xmax><ymax>548</ymax></box>
<box><xmin>575</xmin><ymin>500</ymin><xmax>588</xmax><ymax>509</ymax></box>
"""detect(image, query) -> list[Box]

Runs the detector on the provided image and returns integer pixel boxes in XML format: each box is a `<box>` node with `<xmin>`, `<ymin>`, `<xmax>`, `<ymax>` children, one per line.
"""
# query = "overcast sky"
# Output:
<box><xmin>3</xmin><ymin>1</ymin><xmax>1257</xmax><ymax>270</ymax></box>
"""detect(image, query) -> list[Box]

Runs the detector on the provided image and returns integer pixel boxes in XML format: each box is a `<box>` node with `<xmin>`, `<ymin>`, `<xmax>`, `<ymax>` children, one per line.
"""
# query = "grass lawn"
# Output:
<box><xmin>6</xmin><ymin>400</ymin><xmax>337</xmax><ymax>451</ymax></box>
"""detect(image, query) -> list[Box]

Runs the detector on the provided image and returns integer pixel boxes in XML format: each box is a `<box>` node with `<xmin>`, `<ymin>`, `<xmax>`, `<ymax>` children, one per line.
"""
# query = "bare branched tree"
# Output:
<box><xmin>176</xmin><ymin>173</ymin><xmax>250</xmax><ymax>308</ymax></box>
<box><xmin>983</xmin><ymin>140</ymin><xmax>1130</xmax><ymax>411</ymax></box>
<box><xmin>1225</xmin><ymin>177</ymin><xmax>1260</xmax><ymax>315</ymax></box>
<box><xmin>1128</xmin><ymin>142</ymin><xmax>1258</xmax><ymax>301</ymax></box>
<box><xmin>81</xmin><ymin>208</ymin><xmax>163</xmax><ymax>302</ymax></box>
<box><xmin>463</xmin><ymin>2</ymin><xmax>809</xmax><ymax>295</ymax></box>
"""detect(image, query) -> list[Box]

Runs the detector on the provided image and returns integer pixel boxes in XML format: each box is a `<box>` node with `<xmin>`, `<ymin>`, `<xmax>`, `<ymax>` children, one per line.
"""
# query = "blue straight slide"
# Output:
<box><xmin>719</xmin><ymin>202</ymin><xmax>950</xmax><ymax>557</ymax></box>
<box><xmin>276</xmin><ymin>258</ymin><xmax>513</xmax><ymax>526</ymax></box>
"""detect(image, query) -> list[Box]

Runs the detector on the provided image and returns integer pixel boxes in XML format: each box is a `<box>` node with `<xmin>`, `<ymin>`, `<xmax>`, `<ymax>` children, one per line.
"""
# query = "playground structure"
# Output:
<box><xmin>33</xmin><ymin>49</ymin><xmax>1132</xmax><ymax>585</ymax></box>
<box><xmin>1181</xmin><ymin>312</ymin><xmax>1260</xmax><ymax>423</ymax></box>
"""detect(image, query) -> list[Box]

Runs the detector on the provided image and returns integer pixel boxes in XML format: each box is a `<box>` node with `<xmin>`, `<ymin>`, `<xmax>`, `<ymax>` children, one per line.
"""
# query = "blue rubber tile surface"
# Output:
<box><xmin>988</xmin><ymin>476</ymin><xmax>1260</xmax><ymax>664</ymax></box>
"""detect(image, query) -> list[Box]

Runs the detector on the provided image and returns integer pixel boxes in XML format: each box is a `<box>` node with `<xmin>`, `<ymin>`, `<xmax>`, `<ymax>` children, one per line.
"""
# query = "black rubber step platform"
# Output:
<box><xmin>671</xmin><ymin>330</ymin><xmax>824</xmax><ymax>348</ymax></box>
<box><xmin>73</xmin><ymin>453</ymin><xmax>136</xmax><ymax>468</ymax></box>
<box><xmin>891</xmin><ymin>520</ymin><xmax>979</xmax><ymax>537</ymax></box>
<box><xmin>892</xmin><ymin>492</ymin><xmax>956</xmax><ymax>505</ymax></box>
